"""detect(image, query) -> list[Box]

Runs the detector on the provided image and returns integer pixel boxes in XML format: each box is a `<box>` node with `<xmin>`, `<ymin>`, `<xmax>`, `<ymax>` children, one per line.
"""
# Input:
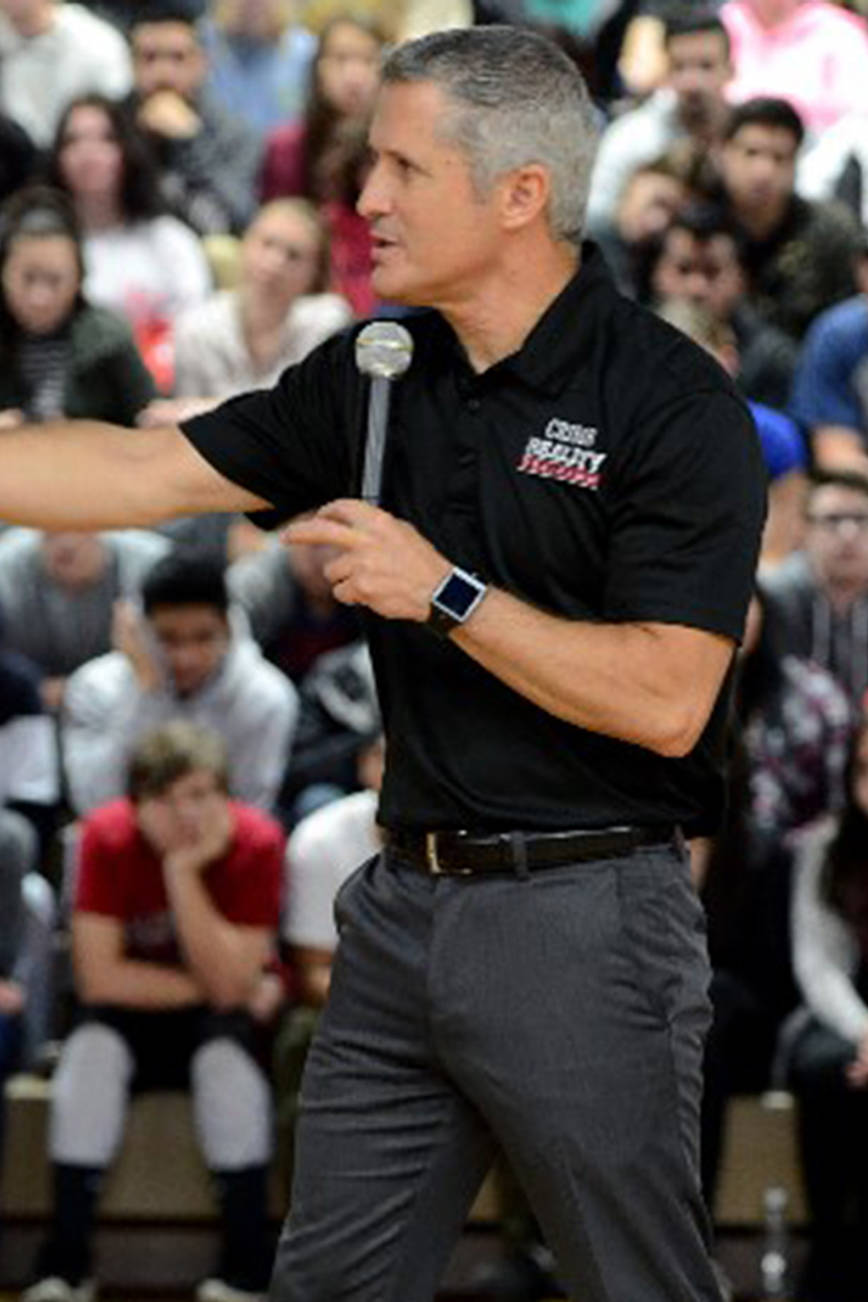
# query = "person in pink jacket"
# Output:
<box><xmin>721</xmin><ymin>0</ymin><xmax>868</xmax><ymax>139</ymax></box>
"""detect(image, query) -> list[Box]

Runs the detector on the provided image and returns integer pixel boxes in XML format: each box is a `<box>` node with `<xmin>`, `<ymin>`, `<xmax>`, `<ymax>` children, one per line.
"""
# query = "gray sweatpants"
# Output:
<box><xmin>269</xmin><ymin>842</ymin><xmax>722</xmax><ymax>1302</ymax></box>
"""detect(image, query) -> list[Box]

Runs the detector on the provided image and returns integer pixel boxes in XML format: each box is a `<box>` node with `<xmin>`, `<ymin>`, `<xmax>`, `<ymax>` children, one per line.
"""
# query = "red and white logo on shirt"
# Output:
<box><xmin>516</xmin><ymin>418</ymin><xmax>606</xmax><ymax>490</ymax></box>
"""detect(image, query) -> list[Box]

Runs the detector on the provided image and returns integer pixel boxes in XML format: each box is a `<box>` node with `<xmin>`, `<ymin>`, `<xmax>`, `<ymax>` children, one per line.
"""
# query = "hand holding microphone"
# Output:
<box><xmin>283</xmin><ymin>320</ymin><xmax>451</xmax><ymax>620</ymax></box>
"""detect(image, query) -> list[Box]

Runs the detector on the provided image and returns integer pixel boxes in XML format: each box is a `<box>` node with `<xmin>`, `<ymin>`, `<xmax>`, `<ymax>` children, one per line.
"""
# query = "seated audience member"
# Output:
<box><xmin>316</xmin><ymin>115</ymin><xmax>375</xmax><ymax>316</ymax></box>
<box><xmin>1</xmin><ymin>869</ymin><xmax>54</xmax><ymax>1062</ymax></box>
<box><xmin>273</xmin><ymin>732</ymin><xmax>382</xmax><ymax>1188</ymax></box>
<box><xmin>0</xmin><ymin>625</ymin><xmax>58</xmax><ymax>905</ymax></box>
<box><xmin>0</xmin><ymin>0</ymin><xmax>132</xmax><ymax>147</ymax></box>
<box><xmin>172</xmin><ymin>199</ymin><xmax>351</xmax><ymax>402</ymax></box>
<box><xmin>717</xmin><ymin>97</ymin><xmax>861</xmax><ymax>341</ymax></box>
<box><xmin>199</xmin><ymin>0</ymin><xmax>317</xmax><ymax>136</ymax></box>
<box><xmin>761</xmin><ymin>470</ymin><xmax>868</xmax><ymax>709</ymax></box>
<box><xmin>62</xmin><ymin>550</ymin><xmax>299</xmax><ymax>816</ymax></box>
<box><xmin>21</xmin><ymin>722</ymin><xmax>284</xmax><ymax>1302</ymax></box>
<box><xmin>260</xmin><ymin>11</ymin><xmax>384</xmax><ymax>203</ymax></box>
<box><xmin>645</xmin><ymin>205</ymin><xmax>799</xmax><ymax>408</ymax></box>
<box><xmin>0</xmin><ymin>187</ymin><xmax>155</xmax><ymax>428</ymax></box>
<box><xmin>0</xmin><ymin>527</ymin><xmax>170</xmax><ymax>710</ymax></box>
<box><xmin>283</xmin><ymin>732</ymin><xmax>382</xmax><ymax>1008</ymax></box>
<box><xmin>0</xmin><ymin>625</ymin><xmax>59</xmax><ymax>1145</ymax></box>
<box><xmin>587</xmin><ymin>6</ymin><xmax>732</xmax><ymax>236</ymax></box>
<box><xmin>720</xmin><ymin>0</ymin><xmax>868</xmax><ymax>141</ymax></box>
<box><xmin>228</xmin><ymin>530</ymin><xmax>359</xmax><ymax>684</ymax></box>
<box><xmin>655</xmin><ymin>298</ymin><xmax>807</xmax><ymax>568</ymax></box>
<box><xmin>47</xmin><ymin>94</ymin><xmax>212</xmax><ymax>393</ymax></box>
<box><xmin>786</xmin><ymin>719</ymin><xmax>868</xmax><ymax>1302</ymax></box>
<box><xmin>280</xmin><ymin>640</ymin><xmax>377</xmax><ymax>824</ymax></box>
<box><xmin>698</xmin><ymin>590</ymin><xmax>852</xmax><ymax>1212</ymax></box>
<box><xmin>789</xmin><ymin>245</ymin><xmax>868</xmax><ymax>477</ymax></box>
<box><xmin>0</xmin><ymin>872</ymin><xmax>55</xmax><ymax>1169</ymax></box>
<box><xmin>260</xmin><ymin>11</ymin><xmax>384</xmax><ymax>313</ymax></box>
<box><xmin>797</xmin><ymin>97</ymin><xmax>868</xmax><ymax>229</ymax></box>
<box><xmin>127</xmin><ymin>4</ymin><xmax>262</xmax><ymax>236</ymax></box>
<box><xmin>595</xmin><ymin>154</ymin><xmax>690</xmax><ymax>297</ymax></box>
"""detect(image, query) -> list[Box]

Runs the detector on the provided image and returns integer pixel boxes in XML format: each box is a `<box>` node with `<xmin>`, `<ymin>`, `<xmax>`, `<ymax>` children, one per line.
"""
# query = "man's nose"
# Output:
<box><xmin>357</xmin><ymin>162</ymin><xmax>388</xmax><ymax>219</ymax></box>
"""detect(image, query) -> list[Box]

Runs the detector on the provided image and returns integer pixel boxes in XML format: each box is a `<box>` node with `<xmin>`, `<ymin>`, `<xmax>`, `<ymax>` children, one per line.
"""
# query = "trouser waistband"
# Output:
<box><xmin>384</xmin><ymin>824</ymin><xmax>679</xmax><ymax>876</ymax></box>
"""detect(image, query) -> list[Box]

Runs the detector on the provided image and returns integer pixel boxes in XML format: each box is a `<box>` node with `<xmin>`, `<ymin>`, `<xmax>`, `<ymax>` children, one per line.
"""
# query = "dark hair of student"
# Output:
<box><xmin>663</xmin><ymin>5</ymin><xmax>730</xmax><ymax>57</ymax></box>
<box><xmin>141</xmin><ymin>550</ymin><xmax>229</xmax><ymax>616</ymax></box>
<box><xmin>47</xmin><ymin>93</ymin><xmax>166</xmax><ymax>223</ymax></box>
<box><xmin>301</xmin><ymin>12</ymin><xmax>387</xmax><ymax>200</ymax></box>
<box><xmin>129</xmin><ymin>1</ymin><xmax>202</xmax><ymax>30</ymax></box>
<box><xmin>127</xmin><ymin>719</ymin><xmax>230</xmax><ymax>801</ymax></box>
<box><xmin>807</xmin><ymin>467</ymin><xmax>868</xmax><ymax>505</ymax></box>
<box><xmin>0</xmin><ymin>185</ymin><xmax>86</xmax><ymax>346</ymax></box>
<box><xmin>723</xmin><ymin>96</ymin><xmax>805</xmax><ymax>149</ymax></box>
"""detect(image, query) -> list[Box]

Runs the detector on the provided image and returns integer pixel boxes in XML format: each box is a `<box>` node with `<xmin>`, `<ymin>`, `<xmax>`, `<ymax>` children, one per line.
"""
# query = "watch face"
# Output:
<box><xmin>435</xmin><ymin>571</ymin><xmax>483</xmax><ymax>620</ymax></box>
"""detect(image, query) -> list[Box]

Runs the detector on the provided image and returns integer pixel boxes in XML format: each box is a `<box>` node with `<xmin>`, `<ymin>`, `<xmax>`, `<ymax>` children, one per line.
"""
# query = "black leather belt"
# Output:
<box><xmin>385</xmin><ymin>824</ymin><xmax>679</xmax><ymax>876</ymax></box>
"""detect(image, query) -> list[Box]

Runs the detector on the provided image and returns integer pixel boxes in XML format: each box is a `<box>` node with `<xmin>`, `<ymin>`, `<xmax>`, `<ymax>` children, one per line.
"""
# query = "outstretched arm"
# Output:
<box><xmin>0</xmin><ymin>421</ymin><xmax>267</xmax><ymax>530</ymax></box>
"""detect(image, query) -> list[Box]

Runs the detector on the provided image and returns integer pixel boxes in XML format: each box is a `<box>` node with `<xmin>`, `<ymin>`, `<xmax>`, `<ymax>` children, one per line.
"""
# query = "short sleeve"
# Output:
<box><xmin>604</xmin><ymin>388</ymin><xmax>766</xmax><ymax>639</ymax></box>
<box><xmin>750</xmin><ymin>402</ymin><xmax>807</xmax><ymax>480</ymax></box>
<box><xmin>790</xmin><ymin>309</ymin><xmax>865</xmax><ymax>433</ymax></box>
<box><xmin>76</xmin><ymin>815</ymin><xmax>126</xmax><ymax>917</ymax></box>
<box><xmin>217</xmin><ymin>813</ymin><xmax>284</xmax><ymax>928</ymax></box>
<box><xmin>180</xmin><ymin>330</ymin><xmax>362</xmax><ymax>519</ymax></box>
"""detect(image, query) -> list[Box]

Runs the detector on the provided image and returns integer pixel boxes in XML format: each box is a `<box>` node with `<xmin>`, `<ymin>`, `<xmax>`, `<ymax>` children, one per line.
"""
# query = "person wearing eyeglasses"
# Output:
<box><xmin>761</xmin><ymin>469</ymin><xmax>868</xmax><ymax>709</ymax></box>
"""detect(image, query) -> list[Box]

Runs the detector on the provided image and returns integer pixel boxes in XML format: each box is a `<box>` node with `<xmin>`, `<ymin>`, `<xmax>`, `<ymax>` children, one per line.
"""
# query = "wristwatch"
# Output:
<box><xmin>427</xmin><ymin>566</ymin><xmax>488</xmax><ymax>637</ymax></box>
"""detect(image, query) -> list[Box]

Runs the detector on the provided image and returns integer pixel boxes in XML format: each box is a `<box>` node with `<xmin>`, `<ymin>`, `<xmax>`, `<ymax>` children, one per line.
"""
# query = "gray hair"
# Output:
<box><xmin>382</xmin><ymin>26</ymin><xmax>598</xmax><ymax>245</ymax></box>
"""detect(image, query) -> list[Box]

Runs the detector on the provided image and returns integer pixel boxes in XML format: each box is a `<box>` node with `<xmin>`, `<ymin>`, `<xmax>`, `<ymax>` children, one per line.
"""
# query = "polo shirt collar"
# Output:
<box><xmin>505</xmin><ymin>242</ymin><xmax>613</xmax><ymax>394</ymax></box>
<box><xmin>438</xmin><ymin>242</ymin><xmax>615</xmax><ymax>397</ymax></box>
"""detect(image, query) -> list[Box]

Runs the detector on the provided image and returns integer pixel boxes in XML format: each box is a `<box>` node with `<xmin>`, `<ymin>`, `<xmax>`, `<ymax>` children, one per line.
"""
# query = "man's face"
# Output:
<box><xmin>721</xmin><ymin>124</ymin><xmax>797</xmax><ymax>217</ymax></box>
<box><xmin>357</xmin><ymin>80</ymin><xmax>508</xmax><ymax>308</ymax></box>
<box><xmin>136</xmin><ymin>768</ymin><xmax>227</xmax><ymax>856</ymax></box>
<box><xmin>805</xmin><ymin>485</ymin><xmax>868</xmax><ymax>593</ymax></box>
<box><xmin>41</xmin><ymin>531</ymin><xmax>107</xmax><ymax>589</ymax></box>
<box><xmin>132</xmin><ymin>20</ymin><xmax>206</xmax><ymax>102</ymax></box>
<box><xmin>148</xmin><ymin>604</ymin><xmax>230</xmax><ymax>697</ymax></box>
<box><xmin>667</xmin><ymin>30</ymin><xmax>731</xmax><ymax>126</ymax></box>
<box><xmin>653</xmin><ymin>228</ymin><xmax>745</xmax><ymax>319</ymax></box>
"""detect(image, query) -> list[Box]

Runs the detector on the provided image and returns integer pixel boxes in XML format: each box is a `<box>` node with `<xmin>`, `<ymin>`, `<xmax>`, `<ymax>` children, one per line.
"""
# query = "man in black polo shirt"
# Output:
<box><xmin>0</xmin><ymin>25</ymin><xmax>763</xmax><ymax>1302</ymax></box>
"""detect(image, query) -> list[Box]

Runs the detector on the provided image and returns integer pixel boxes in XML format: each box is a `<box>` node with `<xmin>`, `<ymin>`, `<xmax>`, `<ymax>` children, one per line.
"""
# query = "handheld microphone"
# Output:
<box><xmin>354</xmin><ymin>321</ymin><xmax>414</xmax><ymax>504</ymax></box>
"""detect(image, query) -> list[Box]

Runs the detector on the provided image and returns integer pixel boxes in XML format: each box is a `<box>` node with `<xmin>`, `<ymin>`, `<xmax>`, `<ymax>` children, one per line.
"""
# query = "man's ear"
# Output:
<box><xmin>498</xmin><ymin>163</ymin><xmax>551</xmax><ymax>232</ymax></box>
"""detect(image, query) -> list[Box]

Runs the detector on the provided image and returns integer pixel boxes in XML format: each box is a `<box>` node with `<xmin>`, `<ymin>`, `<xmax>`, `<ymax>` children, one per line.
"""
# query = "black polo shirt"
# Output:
<box><xmin>181</xmin><ymin>246</ymin><xmax>766</xmax><ymax>835</ymax></box>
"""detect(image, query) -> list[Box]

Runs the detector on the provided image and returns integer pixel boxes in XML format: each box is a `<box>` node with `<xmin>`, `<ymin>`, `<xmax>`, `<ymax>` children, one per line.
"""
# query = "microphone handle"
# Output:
<box><xmin>361</xmin><ymin>375</ymin><xmax>392</xmax><ymax>504</ymax></box>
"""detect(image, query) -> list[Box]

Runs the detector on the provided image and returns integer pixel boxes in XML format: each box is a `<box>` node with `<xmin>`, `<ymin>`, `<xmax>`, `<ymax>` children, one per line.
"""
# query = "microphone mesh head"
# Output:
<box><xmin>355</xmin><ymin>321</ymin><xmax>414</xmax><ymax>381</ymax></box>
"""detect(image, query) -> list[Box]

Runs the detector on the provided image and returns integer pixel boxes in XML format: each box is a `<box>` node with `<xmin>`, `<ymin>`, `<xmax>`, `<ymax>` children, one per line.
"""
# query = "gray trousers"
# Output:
<box><xmin>270</xmin><ymin>843</ymin><xmax>722</xmax><ymax>1302</ymax></box>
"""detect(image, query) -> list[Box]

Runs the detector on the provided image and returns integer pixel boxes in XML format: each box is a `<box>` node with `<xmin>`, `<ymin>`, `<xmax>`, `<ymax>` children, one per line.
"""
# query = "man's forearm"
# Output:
<box><xmin>287</xmin><ymin>500</ymin><xmax>737</xmax><ymax>758</ymax></box>
<box><xmin>451</xmin><ymin>587</ymin><xmax>734</xmax><ymax>757</ymax></box>
<box><xmin>0</xmin><ymin>420</ymin><xmax>263</xmax><ymax>529</ymax></box>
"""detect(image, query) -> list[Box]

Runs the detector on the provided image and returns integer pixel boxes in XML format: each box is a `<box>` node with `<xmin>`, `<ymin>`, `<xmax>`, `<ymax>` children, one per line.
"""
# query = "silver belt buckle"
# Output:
<box><xmin>425</xmin><ymin>831</ymin><xmax>444</xmax><ymax>874</ymax></box>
